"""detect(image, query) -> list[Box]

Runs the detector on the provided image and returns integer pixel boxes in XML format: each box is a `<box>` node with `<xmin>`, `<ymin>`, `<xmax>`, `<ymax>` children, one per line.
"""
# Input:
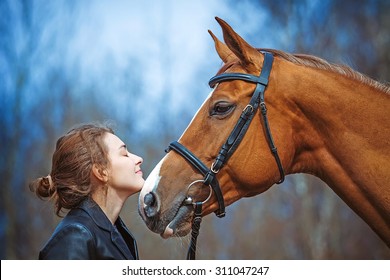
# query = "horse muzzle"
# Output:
<box><xmin>138</xmin><ymin>190</ymin><xmax>194</xmax><ymax>238</ymax></box>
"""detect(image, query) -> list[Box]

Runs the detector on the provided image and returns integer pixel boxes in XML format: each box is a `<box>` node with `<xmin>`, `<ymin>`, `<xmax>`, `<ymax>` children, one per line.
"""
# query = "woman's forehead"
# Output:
<box><xmin>104</xmin><ymin>133</ymin><xmax>125</xmax><ymax>149</ymax></box>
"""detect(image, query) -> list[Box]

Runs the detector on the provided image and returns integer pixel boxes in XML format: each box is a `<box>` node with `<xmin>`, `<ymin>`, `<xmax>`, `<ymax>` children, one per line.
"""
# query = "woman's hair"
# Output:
<box><xmin>29</xmin><ymin>123</ymin><xmax>114</xmax><ymax>216</ymax></box>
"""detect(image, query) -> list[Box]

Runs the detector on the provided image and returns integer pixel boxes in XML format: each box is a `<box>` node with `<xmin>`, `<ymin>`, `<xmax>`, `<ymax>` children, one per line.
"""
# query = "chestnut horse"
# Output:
<box><xmin>139</xmin><ymin>17</ymin><xmax>390</xmax><ymax>248</ymax></box>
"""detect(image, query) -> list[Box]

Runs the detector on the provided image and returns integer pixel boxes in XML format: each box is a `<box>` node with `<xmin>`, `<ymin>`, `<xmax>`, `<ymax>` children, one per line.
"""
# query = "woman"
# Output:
<box><xmin>29</xmin><ymin>123</ymin><xmax>143</xmax><ymax>259</ymax></box>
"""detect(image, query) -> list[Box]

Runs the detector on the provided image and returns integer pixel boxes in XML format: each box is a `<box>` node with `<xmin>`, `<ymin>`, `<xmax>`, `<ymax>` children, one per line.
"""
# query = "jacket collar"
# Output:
<box><xmin>78</xmin><ymin>197</ymin><xmax>112</xmax><ymax>230</ymax></box>
<box><xmin>77</xmin><ymin>197</ymin><xmax>137</xmax><ymax>259</ymax></box>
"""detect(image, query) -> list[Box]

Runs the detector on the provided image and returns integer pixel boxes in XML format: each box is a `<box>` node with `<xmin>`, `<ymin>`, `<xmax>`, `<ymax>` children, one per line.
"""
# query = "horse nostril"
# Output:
<box><xmin>144</xmin><ymin>192</ymin><xmax>156</xmax><ymax>207</ymax></box>
<box><xmin>144</xmin><ymin>192</ymin><xmax>159</xmax><ymax>218</ymax></box>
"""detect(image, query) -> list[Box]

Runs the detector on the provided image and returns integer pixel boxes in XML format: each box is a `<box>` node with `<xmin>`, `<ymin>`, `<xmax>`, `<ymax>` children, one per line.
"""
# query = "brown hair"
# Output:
<box><xmin>29</xmin><ymin>123</ymin><xmax>114</xmax><ymax>216</ymax></box>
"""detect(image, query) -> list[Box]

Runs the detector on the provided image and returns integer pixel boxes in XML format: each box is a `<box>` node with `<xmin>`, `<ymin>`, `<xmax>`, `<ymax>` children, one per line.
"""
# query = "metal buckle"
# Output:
<box><xmin>243</xmin><ymin>104</ymin><xmax>254</xmax><ymax>114</ymax></box>
<box><xmin>210</xmin><ymin>161</ymin><xmax>220</xmax><ymax>174</ymax></box>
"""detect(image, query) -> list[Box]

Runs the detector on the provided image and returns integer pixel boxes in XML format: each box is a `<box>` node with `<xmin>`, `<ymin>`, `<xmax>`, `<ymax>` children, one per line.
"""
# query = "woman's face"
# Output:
<box><xmin>103</xmin><ymin>133</ymin><xmax>144</xmax><ymax>197</ymax></box>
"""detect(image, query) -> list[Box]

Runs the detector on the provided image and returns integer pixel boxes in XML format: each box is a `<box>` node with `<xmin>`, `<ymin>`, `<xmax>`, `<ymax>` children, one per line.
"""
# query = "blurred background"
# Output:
<box><xmin>1</xmin><ymin>0</ymin><xmax>389</xmax><ymax>259</ymax></box>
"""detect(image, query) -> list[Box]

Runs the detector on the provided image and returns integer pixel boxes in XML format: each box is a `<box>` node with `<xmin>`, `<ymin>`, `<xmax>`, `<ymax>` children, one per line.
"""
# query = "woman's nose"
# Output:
<box><xmin>130</xmin><ymin>153</ymin><xmax>143</xmax><ymax>165</ymax></box>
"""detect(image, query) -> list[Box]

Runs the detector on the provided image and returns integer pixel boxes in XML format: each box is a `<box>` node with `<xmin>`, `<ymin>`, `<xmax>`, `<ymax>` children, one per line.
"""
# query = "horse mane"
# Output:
<box><xmin>259</xmin><ymin>48</ymin><xmax>390</xmax><ymax>94</ymax></box>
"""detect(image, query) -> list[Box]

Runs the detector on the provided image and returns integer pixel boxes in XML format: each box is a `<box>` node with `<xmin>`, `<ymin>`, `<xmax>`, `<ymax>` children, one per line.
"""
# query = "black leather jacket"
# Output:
<box><xmin>39</xmin><ymin>198</ymin><xmax>139</xmax><ymax>260</ymax></box>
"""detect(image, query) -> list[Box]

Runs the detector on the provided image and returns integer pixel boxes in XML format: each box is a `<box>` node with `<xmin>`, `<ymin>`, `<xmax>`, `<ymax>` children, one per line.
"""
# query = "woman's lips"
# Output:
<box><xmin>136</xmin><ymin>169</ymin><xmax>143</xmax><ymax>175</ymax></box>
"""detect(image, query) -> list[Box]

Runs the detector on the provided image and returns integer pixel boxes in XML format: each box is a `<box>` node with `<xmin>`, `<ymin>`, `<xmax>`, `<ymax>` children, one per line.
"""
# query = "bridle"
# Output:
<box><xmin>165</xmin><ymin>51</ymin><xmax>285</xmax><ymax>259</ymax></box>
<box><xmin>166</xmin><ymin>51</ymin><xmax>284</xmax><ymax>259</ymax></box>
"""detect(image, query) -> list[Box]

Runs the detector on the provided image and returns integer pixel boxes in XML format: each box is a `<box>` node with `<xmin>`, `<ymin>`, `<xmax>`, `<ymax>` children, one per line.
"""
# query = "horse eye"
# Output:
<box><xmin>211</xmin><ymin>102</ymin><xmax>235</xmax><ymax>116</ymax></box>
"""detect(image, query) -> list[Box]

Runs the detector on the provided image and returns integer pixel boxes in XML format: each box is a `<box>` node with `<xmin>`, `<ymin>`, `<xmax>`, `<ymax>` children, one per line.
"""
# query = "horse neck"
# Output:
<box><xmin>270</xmin><ymin>60</ymin><xmax>390</xmax><ymax>245</ymax></box>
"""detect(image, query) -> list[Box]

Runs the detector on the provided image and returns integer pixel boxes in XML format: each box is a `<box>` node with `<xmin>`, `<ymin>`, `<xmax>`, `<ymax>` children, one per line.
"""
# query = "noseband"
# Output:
<box><xmin>165</xmin><ymin>52</ymin><xmax>285</xmax><ymax>259</ymax></box>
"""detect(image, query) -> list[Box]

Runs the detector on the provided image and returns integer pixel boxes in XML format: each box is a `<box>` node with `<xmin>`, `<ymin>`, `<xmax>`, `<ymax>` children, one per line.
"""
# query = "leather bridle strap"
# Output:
<box><xmin>186</xmin><ymin>202</ymin><xmax>202</xmax><ymax>260</ymax></box>
<box><xmin>168</xmin><ymin>141</ymin><xmax>226</xmax><ymax>217</ymax></box>
<box><xmin>208</xmin><ymin>51</ymin><xmax>285</xmax><ymax>184</ymax></box>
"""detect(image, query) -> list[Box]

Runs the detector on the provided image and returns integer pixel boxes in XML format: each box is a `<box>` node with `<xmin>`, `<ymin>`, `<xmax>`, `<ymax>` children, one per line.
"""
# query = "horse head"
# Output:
<box><xmin>138</xmin><ymin>17</ymin><xmax>293</xmax><ymax>238</ymax></box>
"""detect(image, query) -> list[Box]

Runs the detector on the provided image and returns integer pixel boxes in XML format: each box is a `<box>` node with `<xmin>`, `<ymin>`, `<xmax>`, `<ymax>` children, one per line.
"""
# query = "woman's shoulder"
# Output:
<box><xmin>57</xmin><ymin>211</ymin><xmax>95</xmax><ymax>235</ymax></box>
<box><xmin>39</xmin><ymin>210</ymin><xmax>97</xmax><ymax>259</ymax></box>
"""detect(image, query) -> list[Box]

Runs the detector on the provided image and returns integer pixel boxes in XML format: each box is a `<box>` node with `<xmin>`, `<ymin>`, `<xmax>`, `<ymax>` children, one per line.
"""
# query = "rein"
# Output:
<box><xmin>165</xmin><ymin>52</ymin><xmax>285</xmax><ymax>259</ymax></box>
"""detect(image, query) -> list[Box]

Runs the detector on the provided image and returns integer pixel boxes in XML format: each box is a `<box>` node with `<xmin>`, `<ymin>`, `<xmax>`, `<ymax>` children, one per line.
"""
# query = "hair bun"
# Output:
<box><xmin>33</xmin><ymin>175</ymin><xmax>56</xmax><ymax>198</ymax></box>
<box><xmin>42</xmin><ymin>175</ymin><xmax>53</xmax><ymax>188</ymax></box>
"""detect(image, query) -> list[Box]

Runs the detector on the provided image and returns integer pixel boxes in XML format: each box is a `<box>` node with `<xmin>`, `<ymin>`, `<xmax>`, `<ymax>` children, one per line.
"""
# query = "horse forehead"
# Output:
<box><xmin>178</xmin><ymin>87</ymin><xmax>216</xmax><ymax>140</ymax></box>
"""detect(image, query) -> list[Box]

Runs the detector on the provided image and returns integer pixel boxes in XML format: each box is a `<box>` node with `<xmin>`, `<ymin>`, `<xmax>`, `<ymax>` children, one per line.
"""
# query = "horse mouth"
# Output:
<box><xmin>161</xmin><ymin>204</ymin><xmax>193</xmax><ymax>238</ymax></box>
<box><xmin>138</xmin><ymin>197</ymin><xmax>194</xmax><ymax>238</ymax></box>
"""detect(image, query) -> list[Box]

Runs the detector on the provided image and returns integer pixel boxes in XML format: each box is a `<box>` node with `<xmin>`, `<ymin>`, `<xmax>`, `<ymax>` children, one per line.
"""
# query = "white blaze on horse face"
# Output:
<box><xmin>139</xmin><ymin>157</ymin><xmax>163</xmax><ymax>208</ymax></box>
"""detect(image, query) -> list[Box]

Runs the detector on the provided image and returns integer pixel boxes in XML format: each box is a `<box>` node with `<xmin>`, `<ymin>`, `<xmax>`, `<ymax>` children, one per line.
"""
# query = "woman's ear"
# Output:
<box><xmin>92</xmin><ymin>164</ymin><xmax>109</xmax><ymax>183</ymax></box>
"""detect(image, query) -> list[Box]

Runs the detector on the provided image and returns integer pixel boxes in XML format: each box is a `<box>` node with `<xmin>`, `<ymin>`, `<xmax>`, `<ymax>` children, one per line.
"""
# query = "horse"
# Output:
<box><xmin>138</xmin><ymin>17</ymin><xmax>390</xmax><ymax>250</ymax></box>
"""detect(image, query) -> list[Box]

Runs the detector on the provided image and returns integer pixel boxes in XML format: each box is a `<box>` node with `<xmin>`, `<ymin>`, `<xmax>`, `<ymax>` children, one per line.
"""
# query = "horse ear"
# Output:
<box><xmin>208</xmin><ymin>29</ymin><xmax>236</xmax><ymax>63</ymax></box>
<box><xmin>215</xmin><ymin>17</ymin><xmax>261</xmax><ymax>71</ymax></box>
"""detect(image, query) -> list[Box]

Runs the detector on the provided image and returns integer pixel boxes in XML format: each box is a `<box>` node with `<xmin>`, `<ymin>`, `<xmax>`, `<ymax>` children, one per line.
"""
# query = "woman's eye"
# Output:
<box><xmin>211</xmin><ymin>102</ymin><xmax>235</xmax><ymax>116</ymax></box>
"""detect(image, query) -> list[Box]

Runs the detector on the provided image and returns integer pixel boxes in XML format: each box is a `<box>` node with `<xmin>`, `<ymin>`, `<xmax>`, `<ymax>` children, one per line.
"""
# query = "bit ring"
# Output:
<box><xmin>184</xmin><ymin>180</ymin><xmax>213</xmax><ymax>205</ymax></box>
